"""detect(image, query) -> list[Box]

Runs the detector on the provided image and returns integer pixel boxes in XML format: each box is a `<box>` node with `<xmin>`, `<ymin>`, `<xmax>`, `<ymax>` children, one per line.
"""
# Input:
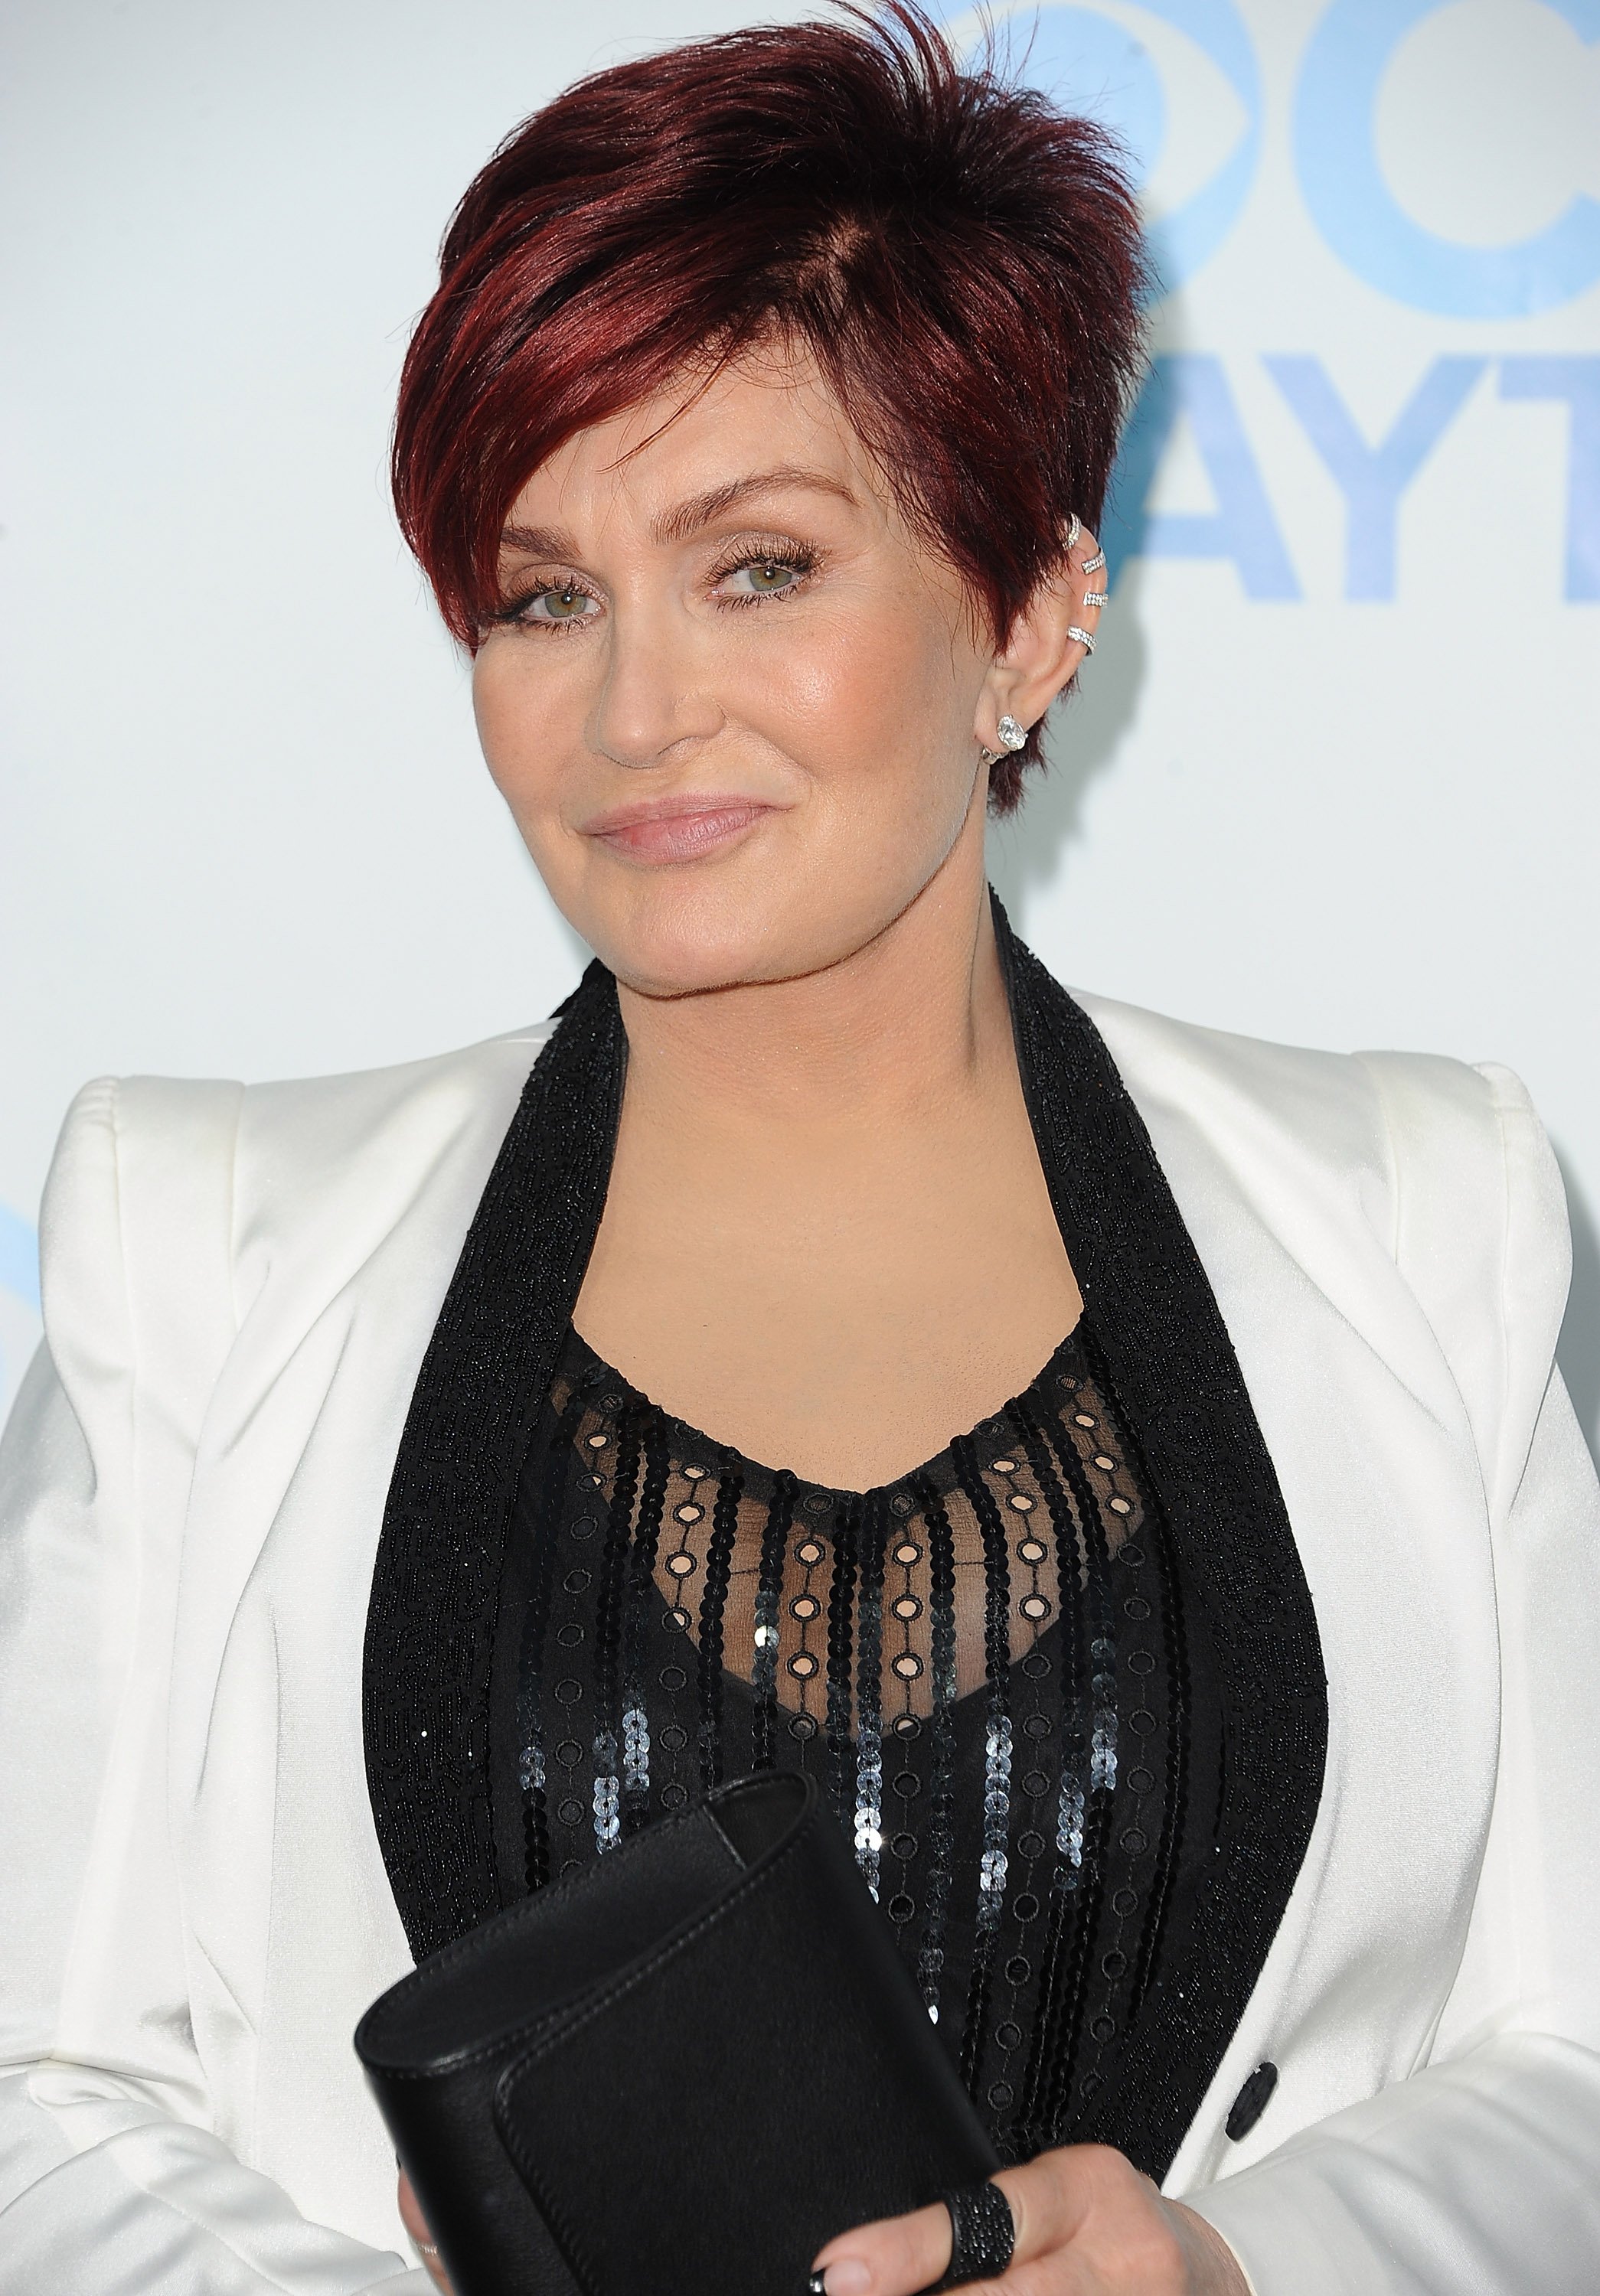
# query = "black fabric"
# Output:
<box><xmin>487</xmin><ymin>1316</ymin><xmax>1224</xmax><ymax>2169</ymax></box>
<box><xmin>363</xmin><ymin>902</ymin><xmax>1327</xmax><ymax>2180</ymax></box>
<box><xmin>991</xmin><ymin>909</ymin><xmax>1327</xmax><ymax>2170</ymax></box>
<box><xmin>364</xmin><ymin>962</ymin><xmax>625</xmax><ymax>1954</ymax></box>
<box><xmin>355</xmin><ymin>1772</ymin><xmax>998</xmax><ymax>2296</ymax></box>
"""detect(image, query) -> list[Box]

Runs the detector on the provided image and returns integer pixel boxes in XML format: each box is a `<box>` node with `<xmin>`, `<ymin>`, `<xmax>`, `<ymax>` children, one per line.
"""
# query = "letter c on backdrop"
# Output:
<box><xmin>1295</xmin><ymin>0</ymin><xmax>1600</xmax><ymax>317</ymax></box>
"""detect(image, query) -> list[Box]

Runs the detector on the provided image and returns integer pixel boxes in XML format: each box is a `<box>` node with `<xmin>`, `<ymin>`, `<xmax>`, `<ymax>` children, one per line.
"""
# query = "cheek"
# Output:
<box><xmin>745</xmin><ymin>596</ymin><xmax>978</xmax><ymax>808</ymax></box>
<box><xmin>471</xmin><ymin>647</ymin><xmax>576</xmax><ymax>837</ymax></box>
<box><xmin>801</xmin><ymin>630</ymin><xmax>982</xmax><ymax>885</ymax></box>
<box><xmin>472</xmin><ymin>654</ymin><xmax>522</xmax><ymax>795</ymax></box>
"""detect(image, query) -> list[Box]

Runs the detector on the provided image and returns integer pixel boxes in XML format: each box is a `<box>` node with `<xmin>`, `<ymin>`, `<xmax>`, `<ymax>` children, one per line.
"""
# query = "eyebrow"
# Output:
<box><xmin>497</xmin><ymin>466</ymin><xmax>859</xmax><ymax>562</ymax></box>
<box><xmin>649</xmin><ymin>465</ymin><xmax>859</xmax><ymax>544</ymax></box>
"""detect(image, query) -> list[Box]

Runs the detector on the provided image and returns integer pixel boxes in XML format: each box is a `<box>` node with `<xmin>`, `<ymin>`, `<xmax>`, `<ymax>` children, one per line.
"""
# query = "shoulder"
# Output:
<box><xmin>1072</xmin><ymin>985</ymin><xmax>1569</xmax><ymax>1498</ymax></box>
<box><xmin>39</xmin><ymin>1026</ymin><xmax>555</xmax><ymax>1425</ymax></box>
<box><xmin>1072</xmin><ymin>983</ymin><xmax>1559</xmax><ymax>1228</ymax></box>
<box><xmin>227</xmin><ymin>1023</ymin><xmax>555</xmax><ymax>1225</ymax></box>
<box><xmin>44</xmin><ymin>1024</ymin><xmax>555</xmax><ymax>1245</ymax></box>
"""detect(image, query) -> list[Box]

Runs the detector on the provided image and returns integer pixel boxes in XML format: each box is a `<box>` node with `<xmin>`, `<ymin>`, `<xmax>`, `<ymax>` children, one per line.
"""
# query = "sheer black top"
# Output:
<box><xmin>488</xmin><ymin>1317</ymin><xmax>1223</xmax><ymax>2162</ymax></box>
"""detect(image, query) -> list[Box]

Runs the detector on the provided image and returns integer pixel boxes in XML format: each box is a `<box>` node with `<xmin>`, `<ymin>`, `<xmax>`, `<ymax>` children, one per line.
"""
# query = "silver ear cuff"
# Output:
<box><xmin>1066</xmin><ymin>625</ymin><xmax>1096</xmax><ymax>654</ymax></box>
<box><xmin>1066</xmin><ymin>513</ymin><xmax>1081</xmax><ymax>552</ymax></box>
<box><xmin>1082</xmin><ymin>590</ymin><xmax>1109</xmax><ymax>608</ymax></box>
<box><xmin>1081</xmin><ymin>550</ymin><xmax>1105</xmax><ymax>574</ymax></box>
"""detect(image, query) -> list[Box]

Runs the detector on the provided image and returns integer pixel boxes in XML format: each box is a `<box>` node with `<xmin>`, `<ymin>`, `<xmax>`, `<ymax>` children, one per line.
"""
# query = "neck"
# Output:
<box><xmin>612</xmin><ymin>833</ymin><xmax>1013</xmax><ymax>1137</ymax></box>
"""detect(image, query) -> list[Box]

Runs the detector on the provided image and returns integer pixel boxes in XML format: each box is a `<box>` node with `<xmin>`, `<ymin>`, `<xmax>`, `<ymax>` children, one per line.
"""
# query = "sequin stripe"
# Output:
<box><xmin>1066</xmin><ymin>1345</ymin><xmax>1177</xmax><ymax>2022</ymax></box>
<box><xmin>1007</xmin><ymin>1389</ymin><xmax>1091</xmax><ymax>2138</ymax></box>
<box><xmin>618</xmin><ymin>1417</ymin><xmax>671</xmax><ymax>1833</ymax></box>
<box><xmin>950</xmin><ymin>1434</ymin><xmax>1016</xmax><ymax>2091</ymax></box>
<box><xmin>1043</xmin><ymin>1393</ymin><xmax>1121</xmax><ymax>1792</ymax></box>
<box><xmin>750</xmin><ymin>1472</ymin><xmax>798</xmax><ymax>1770</ymax></box>
<box><xmin>518</xmin><ymin>1384</ymin><xmax>595</xmax><ymax>1891</ymax></box>
<box><xmin>913</xmin><ymin>1473</ymin><xmax>959</xmax><ymax>2022</ymax></box>
<box><xmin>1126</xmin><ymin>1560</ymin><xmax>1187</xmax><ymax>2017</ymax></box>
<box><xmin>824</xmin><ymin>1501</ymin><xmax>860</xmax><ymax>1824</ymax></box>
<box><xmin>1015</xmin><ymin>1393</ymin><xmax>1119</xmax><ymax>2136</ymax></box>
<box><xmin>589</xmin><ymin>1403</ymin><xmax>642</xmax><ymax>1855</ymax></box>
<box><xmin>696</xmin><ymin>1464</ymin><xmax>743</xmax><ymax>1792</ymax></box>
<box><xmin>1043</xmin><ymin>1730</ymin><xmax>1118</xmax><ymax>2141</ymax></box>
<box><xmin>1049</xmin><ymin>1412</ymin><xmax>1123</xmax><ymax>2138</ymax></box>
<box><xmin>1008</xmin><ymin>1388</ymin><xmax>1087</xmax><ymax>1744</ymax></box>
<box><xmin>1109</xmin><ymin>1426</ymin><xmax>1190</xmax><ymax>2012</ymax></box>
<box><xmin>853</xmin><ymin>1489</ymin><xmax>887</xmax><ymax>1898</ymax></box>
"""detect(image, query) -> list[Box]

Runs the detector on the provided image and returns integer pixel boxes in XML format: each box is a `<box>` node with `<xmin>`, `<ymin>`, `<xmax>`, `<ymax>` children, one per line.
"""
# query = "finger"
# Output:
<box><xmin>810</xmin><ymin>2195</ymin><xmax>955</xmax><ymax>2296</ymax></box>
<box><xmin>993</xmin><ymin>2151</ymin><xmax>1099</xmax><ymax>2265</ymax></box>
<box><xmin>396</xmin><ymin>2169</ymin><xmax>453</xmax><ymax>2293</ymax></box>
<box><xmin>396</xmin><ymin>2168</ymin><xmax>429</xmax><ymax>2244</ymax></box>
<box><xmin>808</xmin><ymin>2161</ymin><xmax>1072</xmax><ymax>2296</ymax></box>
<box><xmin>809</xmin><ymin>2145</ymin><xmax>1135</xmax><ymax>2296</ymax></box>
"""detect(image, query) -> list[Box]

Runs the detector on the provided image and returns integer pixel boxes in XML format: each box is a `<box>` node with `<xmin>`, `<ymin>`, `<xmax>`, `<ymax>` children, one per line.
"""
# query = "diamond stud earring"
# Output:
<box><xmin>997</xmin><ymin>715</ymin><xmax>1028</xmax><ymax>752</ymax></box>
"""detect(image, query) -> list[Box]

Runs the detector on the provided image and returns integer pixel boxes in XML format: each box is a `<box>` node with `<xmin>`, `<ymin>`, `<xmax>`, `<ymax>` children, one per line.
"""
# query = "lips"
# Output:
<box><xmin>583</xmin><ymin>797</ymin><xmax>775</xmax><ymax>865</ymax></box>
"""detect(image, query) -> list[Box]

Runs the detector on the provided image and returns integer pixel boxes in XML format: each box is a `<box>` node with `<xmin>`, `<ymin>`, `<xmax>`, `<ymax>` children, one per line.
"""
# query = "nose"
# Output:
<box><xmin>589</xmin><ymin>598</ymin><xmax>722</xmax><ymax>771</ymax></box>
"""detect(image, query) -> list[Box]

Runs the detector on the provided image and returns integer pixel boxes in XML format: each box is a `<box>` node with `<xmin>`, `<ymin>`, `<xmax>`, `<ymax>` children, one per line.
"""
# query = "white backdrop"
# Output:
<box><xmin>3</xmin><ymin>0</ymin><xmax>1598</xmax><ymax>1458</ymax></box>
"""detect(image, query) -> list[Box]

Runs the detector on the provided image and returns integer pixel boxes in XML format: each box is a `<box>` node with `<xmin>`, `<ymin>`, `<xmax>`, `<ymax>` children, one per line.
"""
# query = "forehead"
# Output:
<box><xmin>501</xmin><ymin>344</ymin><xmax>896</xmax><ymax>542</ymax></box>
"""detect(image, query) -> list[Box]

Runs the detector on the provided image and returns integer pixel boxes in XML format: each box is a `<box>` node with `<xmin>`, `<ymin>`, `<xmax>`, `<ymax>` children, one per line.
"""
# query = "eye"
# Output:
<box><xmin>717</xmin><ymin>553</ymin><xmax>815</xmax><ymax>601</ymax></box>
<box><xmin>514</xmin><ymin>582</ymin><xmax>599</xmax><ymax>626</ymax></box>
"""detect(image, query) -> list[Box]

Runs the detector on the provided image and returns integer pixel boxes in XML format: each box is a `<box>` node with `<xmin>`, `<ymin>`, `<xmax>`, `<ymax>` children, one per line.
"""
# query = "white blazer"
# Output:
<box><xmin>2</xmin><ymin>989</ymin><xmax>1598</xmax><ymax>2296</ymax></box>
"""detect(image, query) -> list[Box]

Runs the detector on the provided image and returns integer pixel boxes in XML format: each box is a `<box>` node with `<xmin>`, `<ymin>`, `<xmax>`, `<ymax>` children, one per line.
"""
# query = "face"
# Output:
<box><xmin>471</xmin><ymin>347</ymin><xmax>1025</xmax><ymax>997</ymax></box>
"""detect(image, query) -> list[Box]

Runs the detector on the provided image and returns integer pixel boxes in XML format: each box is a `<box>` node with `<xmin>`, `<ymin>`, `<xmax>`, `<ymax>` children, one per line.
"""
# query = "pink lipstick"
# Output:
<box><xmin>582</xmin><ymin>795</ymin><xmax>776</xmax><ymax>865</ymax></box>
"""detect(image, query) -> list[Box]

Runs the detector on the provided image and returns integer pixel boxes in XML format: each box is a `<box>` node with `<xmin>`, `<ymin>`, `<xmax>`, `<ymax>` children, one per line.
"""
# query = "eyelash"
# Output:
<box><xmin>493</xmin><ymin>541</ymin><xmax>820</xmax><ymax>634</ymax></box>
<box><xmin>711</xmin><ymin>541</ymin><xmax>819</xmax><ymax>606</ymax></box>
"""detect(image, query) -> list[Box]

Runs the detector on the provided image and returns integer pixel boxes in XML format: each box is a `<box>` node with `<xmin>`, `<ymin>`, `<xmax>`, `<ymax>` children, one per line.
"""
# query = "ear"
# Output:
<box><xmin>974</xmin><ymin>523</ymin><xmax>1105</xmax><ymax>756</ymax></box>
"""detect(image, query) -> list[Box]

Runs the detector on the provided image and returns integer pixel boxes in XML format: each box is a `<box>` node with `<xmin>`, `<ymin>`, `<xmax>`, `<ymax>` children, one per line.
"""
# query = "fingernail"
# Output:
<box><xmin>813</xmin><ymin>2263</ymin><xmax>872</xmax><ymax>2296</ymax></box>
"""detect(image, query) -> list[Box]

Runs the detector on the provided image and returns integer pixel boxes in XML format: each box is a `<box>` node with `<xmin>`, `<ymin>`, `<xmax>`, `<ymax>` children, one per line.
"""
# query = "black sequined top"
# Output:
<box><xmin>488</xmin><ymin>1315</ymin><xmax>1222</xmax><ymax>2162</ymax></box>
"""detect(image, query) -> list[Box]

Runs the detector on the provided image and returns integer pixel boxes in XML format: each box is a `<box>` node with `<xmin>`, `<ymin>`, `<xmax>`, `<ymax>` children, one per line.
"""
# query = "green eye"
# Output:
<box><xmin>726</xmin><ymin>556</ymin><xmax>809</xmax><ymax>598</ymax></box>
<box><xmin>538</xmin><ymin>584</ymin><xmax>589</xmax><ymax>618</ymax></box>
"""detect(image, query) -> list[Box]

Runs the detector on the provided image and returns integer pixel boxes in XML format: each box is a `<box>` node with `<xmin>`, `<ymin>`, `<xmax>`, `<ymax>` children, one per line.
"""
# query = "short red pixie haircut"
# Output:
<box><xmin>392</xmin><ymin>3</ymin><xmax>1146</xmax><ymax>811</ymax></box>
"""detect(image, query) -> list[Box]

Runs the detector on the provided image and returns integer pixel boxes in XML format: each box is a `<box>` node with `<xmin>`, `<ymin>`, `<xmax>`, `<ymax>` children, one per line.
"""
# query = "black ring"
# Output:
<box><xmin>934</xmin><ymin>2179</ymin><xmax>1016</xmax><ymax>2288</ymax></box>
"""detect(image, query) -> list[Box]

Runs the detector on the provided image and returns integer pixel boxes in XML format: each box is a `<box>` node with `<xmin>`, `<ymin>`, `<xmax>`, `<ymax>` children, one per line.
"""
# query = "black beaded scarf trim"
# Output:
<box><xmin>992</xmin><ymin>911</ymin><xmax>1326</xmax><ymax>2169</ymax></box>
<box><xmin>362</xmin><ymin>899</ymin><xmax>1327</xmax><ymax>2176</ymax></box>
<box><xmin>363</xmin><ymin>964</ymin><xmax>625</xmax><ymax>1956</ymax></box>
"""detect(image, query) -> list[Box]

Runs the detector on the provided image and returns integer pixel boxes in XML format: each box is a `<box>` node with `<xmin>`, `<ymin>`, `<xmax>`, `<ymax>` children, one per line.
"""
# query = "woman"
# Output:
<box><xmin>2</xmin><ymin>9</ymin><xmax>1598</xmax><ymax>2293</ymax></box>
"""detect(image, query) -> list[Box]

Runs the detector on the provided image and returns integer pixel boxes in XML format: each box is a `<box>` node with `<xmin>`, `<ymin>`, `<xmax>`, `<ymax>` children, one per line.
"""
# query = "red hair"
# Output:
<box><xmin>392</xmin><ymin>4</ymin><xmax>1146</xmax><ymax>810</ymax></box>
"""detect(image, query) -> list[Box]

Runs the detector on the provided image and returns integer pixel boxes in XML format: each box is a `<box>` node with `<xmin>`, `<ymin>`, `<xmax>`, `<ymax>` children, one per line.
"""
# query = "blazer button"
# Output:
<box><xmin>1225</xmin><ymin>2061</ymin><xmax>1278</xmax><ymax>2141</ymax></box>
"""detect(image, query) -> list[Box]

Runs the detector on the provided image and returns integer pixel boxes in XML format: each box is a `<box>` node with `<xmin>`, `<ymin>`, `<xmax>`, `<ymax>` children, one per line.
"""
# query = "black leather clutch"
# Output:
<box><xmin>355</xmin><ymin>1769</ymin><xmax>999</xmax><ymax>2296</ymax></box>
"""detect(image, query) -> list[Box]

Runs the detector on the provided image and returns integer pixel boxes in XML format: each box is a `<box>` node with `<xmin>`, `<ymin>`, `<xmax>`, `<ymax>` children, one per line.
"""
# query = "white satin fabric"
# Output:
<box><xmin>2</xmin><ymin>990</ymin><xmax>1598</xmax><ymax>2294</ymax></box>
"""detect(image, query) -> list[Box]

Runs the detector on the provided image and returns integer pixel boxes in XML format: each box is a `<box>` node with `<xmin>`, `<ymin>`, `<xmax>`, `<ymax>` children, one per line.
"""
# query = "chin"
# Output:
<box><xmin>581</xmin><ymin>867</ymin><xmax>879</xmax><ymax>1001</ymax></box>
<box><xmin>596</xmin><ymin>899</ymin><xmax>802</xmax><ymax>1000</ymax></box>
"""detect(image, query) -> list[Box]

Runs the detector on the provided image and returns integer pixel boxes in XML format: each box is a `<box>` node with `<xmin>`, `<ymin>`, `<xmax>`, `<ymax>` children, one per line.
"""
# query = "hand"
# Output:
<box><xmin>810</xmin><ymin>2144</ymin><xmax>1249</xmax><ymax>2296</ymax></box>
<box><xmin>397</xmin><ymin>2170</ymin><xmax>453</xmax><ymax>2293</ymax></box>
